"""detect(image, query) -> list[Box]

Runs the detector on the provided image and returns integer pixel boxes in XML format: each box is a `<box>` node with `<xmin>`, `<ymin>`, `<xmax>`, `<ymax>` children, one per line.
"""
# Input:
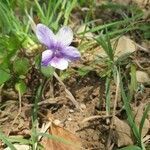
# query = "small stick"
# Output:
<box><xmin>82</xmin><ymin>108</ymin><xmax>123</xmax><ymax>124</ymax></box>
<box><xmin>24</xmin><ymin>98</ymin><xmax>60</xmax><ymax>107</ymax></box>
<box><xmin>81</xmin><ymin>115</ymin><xmax>112</xmax><ymax>124</ymax></box>
<box><xmin>7</xmin><ymin>90</ymin><xmax>22</xmax><ymax>136</ymax></box>
<box><xmin>112</xmin><ymin>71</ymin><xmax>120</xmax><ymax>123</ymax></box>
<box><xmin>143</xmin><ymin>135</ymin><xmax>150</xmax><ymax>143</ymax></box>
<box><xmin>106</xmin><ymin>71</ymin><xmax>120</xmax><ymax>149</ymax></box>
<box><xmin>49</xmin><ymin>77</ymin><xmax>54</xmax><ymax>98</ymax></box>
<box><xmin>0</xmin><ymin>84</ymin><xmax>4</xmax><ymax>102</ymax></box>
<box><xmin>54</xmin><ymin>72</ymin><xmax>80</xmax><ymax>110</ymax></box>
<box><xmin>38</xmin><ymin>122</ymin><xmax>52</xmax><ymax>142</ymax></box>
<box><xmin>42</xmin><ymin>77</ymin><xmax>55</xmax><ymax>100</ymax></box>
<box><xmin>135</xmin><ymin>42</ymin><xmax>149</xmax><ymax>53</ymax></box>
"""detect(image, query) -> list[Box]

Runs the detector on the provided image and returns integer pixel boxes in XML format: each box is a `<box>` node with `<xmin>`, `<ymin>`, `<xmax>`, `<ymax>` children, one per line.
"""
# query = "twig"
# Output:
<box><xmin>0</xmin><ymin>84</ymin><xmax>3</xmax><ymax>102</ymax></box>
<box><xmin>49</xmin><ymin>77</ymin><xmax>54</xmax><ymax>98</ymax></box>
<box><xmin>7</xmin><ymin>90</ymin><xmax>22</xmax><ymax>136</ymax></box>
<box><xmin>81</xmin><ymin>115</ymin><xmax>112</xmax><ymax>124</ymax></box>
<box><xmin>0</xmin><ymin>117</ymin><xmax>8</xmax><ymax>122</ymax></box>
<box><xmin>42</xmin><ymin>77</ymin><xmax>54</xmax><ymax>99</ymax></box>
<box><xmin>135</xmin><ymin>43</ymin><xmax>149</xmax><ymax>53</ymax></box>
<box><xmin>143</xmin><ymin>135</ymin><xmax>150</xmax><ymax>143</ymax></box>
<box><xmin>134</xmin><ymin>59</ymin><xmax>149</xmax><ymax>70</ymax></box>
<box><xmin>108</xmin><ymin>143</ymin><xmax>115</xmax><ymax>150</ymax></box>
<box><xmin>81</xmin><ymin>108</ymin><xmax>123</xmax><ymax>124</ymax></box>
<box><xmin>106</xmin><ymin>71</ymin><xmax>120</xmax><ymax>149</ymax></box>
<box><xmin>54</xmin><ymin>72</ymin><xmax>80</xmax><ymax>110</ymax></box>
<box><xmin>112</xmin><ymin>71</ymin><xmax>120</xmax><ymax>122</ymax></box>
<box><xmin>24</xmin><ymin>98</ymin><xmax>61</xmax><ymax>107</ymax></box>
<box><xmin>38</xmin><ymin>122</ymin><xmax>52</xmax><ymax>142</ymax></box>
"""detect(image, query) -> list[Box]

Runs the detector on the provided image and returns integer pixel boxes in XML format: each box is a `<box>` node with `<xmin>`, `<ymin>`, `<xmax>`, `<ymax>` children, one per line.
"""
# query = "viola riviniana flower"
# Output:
<box><xmin>35</xmin><ymin>24</ymin><xmax>80</xmax><ymax>70</ymax></box>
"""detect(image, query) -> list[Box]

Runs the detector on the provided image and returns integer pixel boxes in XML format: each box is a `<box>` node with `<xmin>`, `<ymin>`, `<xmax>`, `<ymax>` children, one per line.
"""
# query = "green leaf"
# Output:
<box><xmin>95</xmin><ymin>32</ymin><xmax>114</xmax><ymax>61</ymax></box>
<box><xmin>0</xmin><ymin>69</ymin><xmax>11</xmax><ymax>85</ymax></box>
<box><xmin>8</xmin><ymin>136</ymin><xmax>31</xmax><ymax>145</ymax></box>
<box><xmin>13</xmin><ymin>58</ymin><xmax>30</xmax><ymax>75</ymax></box>
<box><xmin>41</xmin><ymin>66</ymin><xmax>54</xmax><ymax>77</ymax></box>
<box><xmin>129</xmin><ymin>64</ymin><xmax>137</xmax><ymax>99</ymax></box>
<box><xmin>8</xmin><ymin>34</ymin><xmax>21</xmax><ymax>52</ymax></box>
<box><xmin>117</xmin><ymin>145</ymin><xmax>142</xmax><ymax>150</ymax></box>
<box><xmin>139</xmin><ymin>23</ymin><xmax>150</xmax><ymax>39</ymax></box>
<box><xmin>0</xmin><ymin>131</ymin><xmax>16</xmax><ymax>150</ymax></box>
<box><xmin>139</xmin><ymin>103</ymin><xmax>150</xmax><ymax>138</ymax></box>
<box><xmin>77</xmin><ymin>66</ymin><xmax>93</xmax><ymax>76</ymax></box>
<box><xmin>105</xmin><ymin>77</ymin><xmax>111</xmax><ymax>114</ymax></box>
<box><xmin>15</xmin><ymin>80</ymin><xmax>27</xmax><ymax>95</ymax></box>
<box><xmin>120</xmin><ymin>73</ymin><xmax>140</xmax><ymax>143</ymax></box>
<box><xmin>64</xmin><ymin>0</ymin><xmax>77</xmax><ymax>25</ymax></box>
<box><xmin>60</xmin><ymin>71</ymin><xmax>70</xmax><ymax>80</ymax></box>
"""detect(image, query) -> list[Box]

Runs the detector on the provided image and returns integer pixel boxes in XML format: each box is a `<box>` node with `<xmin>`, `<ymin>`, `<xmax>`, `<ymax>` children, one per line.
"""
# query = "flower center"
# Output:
<box><xmin>54</xmin><ymin>49</ymin><xmax>62</xmax><ymax>58</ymax></box>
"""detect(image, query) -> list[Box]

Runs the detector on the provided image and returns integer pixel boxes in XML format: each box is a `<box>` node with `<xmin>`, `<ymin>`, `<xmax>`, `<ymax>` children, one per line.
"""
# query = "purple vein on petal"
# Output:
<box><xmin>56</xmin><ymin>26</ymin><xmax>73</xmax><ymax>47</ymax></box>
<box><xmin>61</xmin><ymin>46</ymin><xmax>81</xmax><ymax>61</ymax></box>
<box><xmin>36</xmin><ymin>24</ymin><xmax>56</xmax><ymax>49</ymax></box>
<box><xmin>50</xmin><ymin>57</ymin><xmax>69</xmax><ymax>70</ymax></box>
<box><xmin>41</xmin><ymin>50</ymin><xmax>53</xmax><ymax>66</ymax></box>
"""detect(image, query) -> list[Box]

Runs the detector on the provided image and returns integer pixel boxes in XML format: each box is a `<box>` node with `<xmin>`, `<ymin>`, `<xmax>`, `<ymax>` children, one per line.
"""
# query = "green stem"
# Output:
<box><xmin>34</xmin><ymin>0</ymin><xmax>45</xmax><ymax>19</ymax></box>
<box><xmin>31</xmin><ymin>79</ymin><xmax>45</xmax><ymax>149</ymax></box>
<box><xmin>56</xmin><ymin>0</ymin><xmax>66</xmax><ymax>25</ymax></box>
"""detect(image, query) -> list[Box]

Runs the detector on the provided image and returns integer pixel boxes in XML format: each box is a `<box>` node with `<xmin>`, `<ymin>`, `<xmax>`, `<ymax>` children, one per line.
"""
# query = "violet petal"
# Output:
<box><xmin>50</xmin><ymin>57</ymin><xmax>68</xmax><ymax>70</ymax></box>
<box><xmin>36</xmin><ymin>24</ymin><xmax>56</xmax><ymax>49</ymax></box>
<box><xmin>56</xmin><ymin>26</ymin><xmax>73</xmax><ymax>47</ymax></box>
<box><xmin>61</xmin><ymin>46</ymin><xmax>81</xmax><ymax>61</ymax></box>
<box><xmin>41</xmin><ymin>49</ymin><xmax>53</xmax><ymax>66</ymax></box>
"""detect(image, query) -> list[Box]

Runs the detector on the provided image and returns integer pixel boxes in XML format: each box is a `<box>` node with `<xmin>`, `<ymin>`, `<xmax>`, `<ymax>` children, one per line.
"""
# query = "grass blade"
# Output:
<box><xmin>139</xmin><ymin>103</ymin><xmax>150</xmax><ymax>136</ymax></box>
<box><xmin>0</xmin><ymin>131</ymin><xmax>16</xmax><ymax>150</ymax></box>
<box><xmin>119</xmin><ymin>72</ymin><xmax>140</xmax><ymax>144</ymax></box>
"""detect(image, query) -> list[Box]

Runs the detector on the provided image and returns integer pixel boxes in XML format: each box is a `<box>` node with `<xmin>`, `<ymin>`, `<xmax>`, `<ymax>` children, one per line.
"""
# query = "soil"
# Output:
<box><xmin>0</xmin><ymin>65</ymin><xmax>149</xmax><ymax>150</ymax></box>
<box><xmin>0</xmin><ymin>1</ymin><xmax>150</xmax><ymax>150</ymax></box>
<box><xmin>1</xmin><ymin>72</ymin><xmax>107</xmax><ymax>149</ymax></box>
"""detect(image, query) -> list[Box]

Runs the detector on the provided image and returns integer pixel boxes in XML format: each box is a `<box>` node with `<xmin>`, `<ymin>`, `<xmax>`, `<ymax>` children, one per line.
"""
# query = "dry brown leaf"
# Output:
<box><xmin>136</xmin><ymin>71</ymin><xmax>150</xmax><ymax>83</ymax></box>
<box><xmin>114</xmin><ymin>36</ymin><xmax>136</xmax><ymax>58</ymax></box>
<box><xmin>113</xmin><ymin>116</ymin><xmax>134</xmax><ymax>147</ymax></box>
<box><xmin>113</xmin><ymin>104</ymin><xmax>149</xmax><ymax>147</ymax></box>
<box><xmin>133</xmin><ymin>103</ymin><xmax>150</xmax><ymax>137</ymax></box>
<box><xmin>41</xmin><ymin>123</ymin><xmax>82</xmax><ymax>150</ymax></box>
<box><xmin>94</xmin><ymin>36</ymin><xmax>137</xmax><ymax>59</ymax></box>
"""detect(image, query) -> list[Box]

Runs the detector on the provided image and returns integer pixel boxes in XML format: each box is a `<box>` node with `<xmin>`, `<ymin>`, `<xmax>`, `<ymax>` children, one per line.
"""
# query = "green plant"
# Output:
<box><xmin>95</xmin><ymin>29</ymin><xmax>149</xmax><ymax>149</ymax></box>
<box><xmin>0</xmin><ymin>0</ymin><xmax>78</xmax><ymax>149</ymax></box>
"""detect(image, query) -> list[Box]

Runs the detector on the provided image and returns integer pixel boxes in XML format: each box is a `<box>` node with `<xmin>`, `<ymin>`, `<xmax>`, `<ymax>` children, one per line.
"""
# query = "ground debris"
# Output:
<box><xmin>136</xmin><ymin>70</ymin><xmax>150</xmax><ymax>83</ymax></box>
<box><xmin>132</xmin><ymin>103</ymin><xmax>150</xmax><ymax>138</ymax></box>
<box><xmin>4</xmin><ymin>144</ymin><xmax>30</xmax><ymax>150</ymax></box>
<box><xmin>113</xmin><ymin>116</ymin><xmax>134</xmax><ymax>147</ymax></box>
<box><xmin>41</xmin><ymin>123</ymin><xmax>82</xmax><ymax>150</ymax></box>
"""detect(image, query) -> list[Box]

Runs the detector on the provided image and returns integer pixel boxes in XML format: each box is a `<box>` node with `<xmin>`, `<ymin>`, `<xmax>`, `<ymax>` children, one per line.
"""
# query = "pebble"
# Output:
<box><xmin>67</xmin><ymin>117</ymin><xmax>72</xmax><ymax>121</ymax></box>
<box><xmin>69</xmin><ymin>109</ymin><xmax>74</xmax><ymax>113</ymax></box>
<box><xmin>53</xmin><ymin>119</ymin><xmax>61</xmax><ymax>125</ymax></box>
<box><xmin>80</xmin><ymin>103</ymin><xmax>86</xmax><ymax>110</ymax></box>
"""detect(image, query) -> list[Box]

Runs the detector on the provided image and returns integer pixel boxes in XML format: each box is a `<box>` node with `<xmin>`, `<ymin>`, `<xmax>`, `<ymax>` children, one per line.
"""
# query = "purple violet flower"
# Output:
<box><xmin>35</xmin><ymin>24</ymin><xmax>81</xmax><ymax>70</ymax></box>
